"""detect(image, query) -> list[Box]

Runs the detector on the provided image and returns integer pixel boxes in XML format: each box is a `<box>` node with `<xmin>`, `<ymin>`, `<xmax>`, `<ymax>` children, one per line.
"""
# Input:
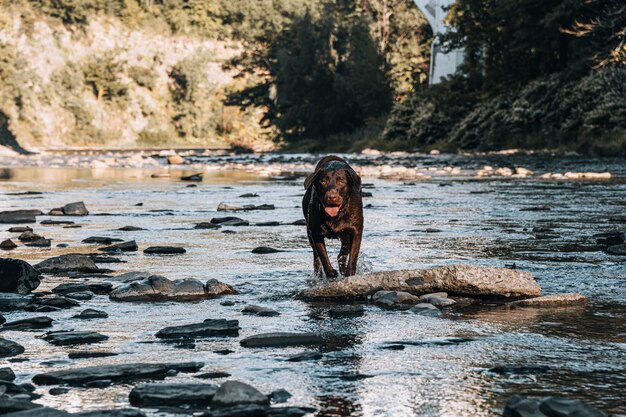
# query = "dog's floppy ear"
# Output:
<box><xmin>345</xmin><ymin>167</ymin><xmax>362</xmax><ymax>190</ymax></box>
<box><xmin>304</xmin><ymin>169</ymin><xmax>321</xmax><ymax>190</ymax></box>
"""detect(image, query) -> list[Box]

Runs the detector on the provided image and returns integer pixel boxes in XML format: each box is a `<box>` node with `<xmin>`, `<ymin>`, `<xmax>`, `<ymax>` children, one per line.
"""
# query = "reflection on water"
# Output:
<box><xmin>0</xmin><ymin>157</ymin><xmax>625</xmax><ymax>417</ymax></box>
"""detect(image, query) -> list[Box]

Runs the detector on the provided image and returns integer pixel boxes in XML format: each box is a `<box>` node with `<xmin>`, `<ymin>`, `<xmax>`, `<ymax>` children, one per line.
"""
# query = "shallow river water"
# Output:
<box><xmin>0</xmin><ymin>152</ymin><xmax>625</xmax><ymax>417</ymax></box>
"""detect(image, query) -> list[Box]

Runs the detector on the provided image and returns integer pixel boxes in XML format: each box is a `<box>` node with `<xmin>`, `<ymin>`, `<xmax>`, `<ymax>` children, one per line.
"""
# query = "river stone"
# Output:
<box><xmin>7</xmin><ymin>227</ymin><xmax>32</xmax><ymax>233</ymax></box>
<box><xmin>35</xmin><ymin>254</ymin><xmax>101</xmax><ymax>273</ymax></box>
<box><xmin>408</xmin><ymin>303</ymin><xmax>442</xmax><ymax>316</ymax></box>
<box><xmin>210</xmin><ymin>217</ymin><xmax>249</xmax><ymax>226</ymax></box>
<box><xmin>32</xmin><ymin>362</ymin><xmax>204</xmax><ymax>386</ymax></box>
<box><xmin>110</xmin><ymin>276</ymin><xmax>236</xmax><ymax>301</ymax></box>
<box><xmin>251</xmin><ymin>247</ymin><xmax>283</xmax><ymax>254</ymax></box>
<box><xmin>605</xmin><ymin>244</ymin><xmax>626</xmax><ymax>255</ymax></box>
<box><xmin>35</xmin><ymin>296</ymin><xmax>80</xmax><ymax>309</ymax></box>
<box><xmin>181</xmin><ymin>173</ymin><xmax>202</xmax><ymax>181</ymax></box>
<box><xmin>503</xmin><ymin>395</ymin><xmax>542</xmax><ymax>417</ymax></box>
<box><xmin>211</xmin><ymin>381</ymin><xmax>269</xmax><ymax>407</ymax></box>
<box><xmin>0</xmin><ymin>239</ymin><xmax>17</xmax><ymax>250</ymax></box>
<box><xmin>143</xmin><ymin>246</ymin><xmax>186</xmax><ymax>255</ymax></box>
<box><xmin>241</xmin><ymin>305</ymin><xmax>280</xmax><ymax>316</ymax></box>
<box><xmin>420</xmin><ymin>296</ymin><xmax>456</xmax><ymax>307</ymax></box>
<box><xmin>73</xmin><ymin>309</ymin><xmax>109</xmax><ymax>319</ymax></box>
<box><xmin>118</xmin><ymin>226</ymin><xmax>145</xmax><ymax>231</ymax></box>
<box><xmin>286</xmin><ymin>351</ymin><xmax>323</xmax><ymax>362</ymax></box>
<box><xmin>82</xmin><ymin>237</ymin><xmax>123</xmax><ymax>245</ymax></box>
<box><xmin>256</xmin><ymin>221</ymin><xmax>280</xmax><ymax>226</ymax></box>
<box><xmin>508</xmin><ymin>293</ymin><xmax>587</xmax><ymax>307</ymax></box>
<box><xmin>0</xmin><ymin>258</ymin><xmax>41</xmax><ymax>294</ymax></box>
<box><xmin>196</xmin><ymin>371</ymin><xmax>231</xmax><ymax>379</ymax></box>
<box><xmin>107</xmin><ymin>271</ymin><xmax>152</xmax><ymax>283</ymax></box>
<box><xmin>1</xmin><ymin>316</ymin><xmax>53</xmax><ymax>331</ymax></box>
<box><xmin>300</xmin><ymin>265</ymin><xmax>541</xmax><ymax>300</ymax></box>
<box><xmin>99</xmin><ymin>240</ymin><xmax>138</xmax><ymax>252</ymax></box>
<box><xmin>418</xmin><ymin>292</ymin><xmax>448</xmax><ymax>300</ymax></box>
<box><xmin>61</xmin><ymin>202</ymin><xmax>89</xmax><ymax>216</ymax></box>
<box><xmin>76</xmin><ymin>409</ymin><xmax>148</xmax><ymax>417</ymax></box>
<box><xmin>68</xmin><ymin>351</ymin><xmax>118</xmax><ymax>359</ymax></box>
<box><xmin>0</xmin><ymin>210</ymin><xmax>41</xmax><ymax>224</ymax></box>
<box><xmin>167</xmin><ymin>155</ymin><xmax>184</xmax><ymax>164</ymax></box>
<box><xmin>129</xmin><ymin>383</ymin><xmax>218</xmax><ymax>407</ymax></box>
<box><xmin>269</xmin><ymin>389</ymin><xmax>292</xmax><ymax>404</ymax></box>
<box><xmin>0</xmin><ymin>367</ymin><xmax>16</xmax><ymax>380</ymax></box>
<box><xmin>206</xmin><ymin>279</ymin><xmax>238</xmax><ymax>297</ymax></box>
<box><xmin>593</xmin><ymin>231</ymin><xmax>624</xmax><ymax>246</ymax></box>
<box><xmin>372</xmin><ymin>290</ymin><xmax>420</xmax><ymax>308</ymax></box>
<box><xmin>0</xmin><ymin>293</ymin><xmax>33</xmax><ymax>311</ymax></box>
<box><xmin>0</xmin><ymin>337</ymin><xmax>24</xmax><ymax>357</ymax></box>
<box><xmin>43</xmin><ymin>331</ymin><xmax>108</xmax><ymax>346</ymax></box>
<box><xmin>64</xmin><ymin>291</ymin><xmax>94</xmax><ymax>301</ymax></box>
<box><xmin>328</xmin><ymin>305</ymin><xmax>364</xmax><ymax>317</ymax></box>
<box><xmin>25</xmin><ymin>238</ymin><xmax>51</xmax><ymax>247</ymax></box>
<box><xmin>0</xmin><ymin>398</ymin><xmax>45</xmax><ymax>415</ymax></box>
<box><xmin>155</xmin><ymin>319</ymin><xmax>240</xmax><ymax>339</ymax></box>
<box><xmin>240</xmin><ymin>332</ymin><xmax>323</xmax><ymax>348</ymax></box>
<box><xmin>53</xmin><ymin>282</ymin><xmax>113</xmax><ymax>295</ymax></box>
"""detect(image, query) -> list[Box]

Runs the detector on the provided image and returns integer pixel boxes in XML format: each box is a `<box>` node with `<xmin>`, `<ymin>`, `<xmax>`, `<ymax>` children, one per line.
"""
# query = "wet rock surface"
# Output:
<box><xmin>42</xmin><ymin>331</ymin><xmax>108</xmax><ymax>346</ymax></box>
<box><xmin>35</xmin><ymin>254</ymin><xmax>103</xmax><ymax>274</ymax></box>
<box><xmin>155</xmin><ymin>319</ymin><xmax>240</xmax><ymax>339</ymax></box>
<box><xmin>0</xmin><ymin>337</ymin><xmax>24</xmax><ymax>357</ymax></box>
<box><xmin>240</xmin><ymin>333</ymin><xmax>323</xmax><ymax>348</ymax></box>
<box><xmin>211</xmin><ymin>381</ymin><xmax>269</xmax><ymax>407</ymax></box>
<box><xmin>502</xmin><ymin>395</ymin><xmax>608</xmax><ymax>417</ymax></box>
<box><xmin>1</xmin><ymin>316</ymin><xmax>53</xmax><ymax>331</ymax></box>
<box><xmin>508</xmin><ymin>293</ymin><xmax>588</xmax><ymax>307</ymax></box>
<box><xmin>129</xmin><ymin>383</ymin><xmax>217</xmax><ymax>407</ymax></box>
<box><xmin>32</xmin><ymin>362</ymin><xmax>204</xmax><ymax>386</ymax></box>
<box><xmin>143</xmin><ymin>246</ymin><xmax>186</xmax><ymax>255</ymax></box>
<box><xmin>301</xmin><ymin>265</ymin><xmax>541</xmax><ymax>300</ymax></box>
<box><xmin>109</xmin><ymin>276</ymin><xmax>236</xmax><ymax>301</ymax></box>
<box><xmin>0</xmin><ymin>258</ymin><xmax>40</xmax><ymax>294</ymax></box>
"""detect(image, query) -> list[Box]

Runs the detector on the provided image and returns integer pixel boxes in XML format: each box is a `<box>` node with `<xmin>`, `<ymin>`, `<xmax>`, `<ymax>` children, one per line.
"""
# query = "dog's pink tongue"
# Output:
<box><xmin>325</xmin><ymin>206</ymin><xmax>340</xmax><ymax>217</ymax></box>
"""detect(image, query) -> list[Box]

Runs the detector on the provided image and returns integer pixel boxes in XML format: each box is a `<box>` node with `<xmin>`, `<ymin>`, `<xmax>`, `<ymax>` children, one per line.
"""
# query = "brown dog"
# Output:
<box><xmin>302</xmin><ymin>156</ymin><xmax>363</xmax><ymax>277</ymax></box>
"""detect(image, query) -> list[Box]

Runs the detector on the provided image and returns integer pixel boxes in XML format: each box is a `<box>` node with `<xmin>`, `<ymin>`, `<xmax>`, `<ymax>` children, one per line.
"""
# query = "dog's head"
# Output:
<box><xmin>304</xmin><ymin>159</ymin><xmax>361</xmax><ymax>218</ymax></box>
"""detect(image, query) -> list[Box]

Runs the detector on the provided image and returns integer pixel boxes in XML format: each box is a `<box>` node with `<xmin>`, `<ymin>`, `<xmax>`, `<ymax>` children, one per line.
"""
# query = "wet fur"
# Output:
<box><xmin>302</xmin><ymin>156</ymin><xmax>363</xmax><ymax>277</ymax></box>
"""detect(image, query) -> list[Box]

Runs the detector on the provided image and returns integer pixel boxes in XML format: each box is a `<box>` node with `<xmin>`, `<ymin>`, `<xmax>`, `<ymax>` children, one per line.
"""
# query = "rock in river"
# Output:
<box><xmin>0</xmin><ymin>366</ymin><xmax>16</xmax><ymax>380</ymax></box>
<box><xmin>211</xmin><ymin>381</ymin><xmax>269</xmax><ymax>407</ymax></box>
<box><xmin>129</xmin><ymin>383</ymin><xmax>217</xmax><ymax>407</ymax></box>
<box><xmin>241</xmin><ymin>305</ymin><xmax>280</xmax><ymax>317</ymax></box>
<box><xmin>43</xmin><ymin>331</ymin><xmax>108</xmax><ymax>346</ymax></box>
<box><xmin>0</xmin><ymin>258</ymin><xmax>41</xmax><ymax>294</ymax></box>
<box><xmin>155</xmin><ymin>319</ymin><xmax>240</xmax><ymax>339</ymax></box>
<box><xmin>1</xmin><ymin>316</ymin><xmax>53</xmax><ymax>331</ymax></box>
<box><xmin>35</xmin><ymin>254</ymin><xmax>103</xmax><ymax>274</ymax></box>
<box><xmin>0</xmin><ymin>337</ymin><xmax>24</xmax><ymax>357</ymax></box>
<box><xmin>110</xmin><ymin>276</ymin><xmax>236</xmax><ymax>302</ymax></box>
<box><xmin>372</xmin><ymin>290</ymin><xmax>420</xmax><ymax>309</ymax></box>
<box><xmin>210</xmin><ymin>217</ymin><xmax>249</xmax><ymax>226</ymax></box>
<box><xmin>18</xmin><ymin>231</ymin><xmax>45</xmax><ymax>242</ymax></box>
<box><xmin>0</xmin><ymin>293</ymin><xmax>33</xmax><ymax>311</ymax></box>
<box><xmin>72</xmin><ymin>309</ymin><xmax>109</xmax><ymax>320</ymax></box>
<box><xmin>32</xmin><ymin>363</ymin><xmax>204</xmax><ymax>387</ymax></box>
<box><xmin>408</xmin><ymin>303</ymin><xmax>441</xmax><ymax>316</ymax></box>
<box><xmin>0</xmin><ymin>239</ymin><xmax>17</xmax><ymax>250</ymax></box>
<box><xmin>300</xmin><ymin>264</ymin><xmax>541</xmax><ymax>300</ymax></box>
<box><xmin>53</xmin><ymin>282</ymin><xmax>113</xmax><ymax>295</ymax></box>
<box><xmin>502</xmin><ymin>395</ymin><xmax>607</xmax><ymax>417</ymax></box>
<box><xmin>49</xmin><ymin>202</ymin><xmax>89</xmax><ymax>216</ymax></box>
<box><xmin>240</xmin><ymin>332</ymin><xmax>323</xmax><ymax>348</ymax></box>
<box><xmin>0</xmin><ymin>210</ymin><xmax>41</xmax><ymax>224</ymax></box>
<box><xmin>251</xmin><ymin>247</ymin><xmax>283</xmax><ymax>254</ymax></box>
<box><xmin>143</xmin><ymin>246</ymin><xmax>186</xmax><ymax>255</ymax></box>
<box><xmin>99</xmin><ymin>240</ymin><xmax>138</xmax><ymax>252</ymax></box>
<box><xmin>508</xmin><ymin>293</ymin><xmax>587</xmax><ymax>307</ymax></box>
<box><xmin>82</xmin><ymin>237</ymin><xmax>123</xmax><ymax>245</ymax></box>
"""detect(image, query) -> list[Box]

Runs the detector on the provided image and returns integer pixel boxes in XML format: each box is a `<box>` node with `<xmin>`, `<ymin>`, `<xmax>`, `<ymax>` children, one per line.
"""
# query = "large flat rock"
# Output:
<box><xmin>129</xmin><ymin>383</ymin><xmax>218</xmax><ymax>407</ymax></box>
<box><xmin>240</xmin><ymin>332</ymin><xmax>323</xmax><ymax>348</ymax></box>
<box><xmin>32</xmin><ymin>362</ymin><xmax>204</xmax><ymax>386</ymax></box>
<box><xmin>155</xmin><ymin>319</ymin><xmax>240</xmax><ymax>339</ymax></box>
<box><xmin>508</xmin><ymin>293</ymin><xmax>587</xmax><ymax>307</ymax></box>
<box><xmin>299</xmin><ymin>265</ymin><xmax>541</xmax><ymax>300</ymax></box>
<box><xmin>110</xmin><ymin>275</ymin><xmax>237</xmax><ymax>302</ymax></box>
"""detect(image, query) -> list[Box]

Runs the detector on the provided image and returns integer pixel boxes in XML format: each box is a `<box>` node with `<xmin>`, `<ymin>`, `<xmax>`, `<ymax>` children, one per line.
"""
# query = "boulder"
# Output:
<box><xmin>0</xmin><ymin>337</ymin><xmax>24</xmax><ymax>357</ymax></box>
<box><xmin>0</xmin><ymin>258</ymin><xmax>41</xmax><ymax>294</ymax></box>
<box><xmin>0</xmin><ymin>239</ymin><xmax>17</xmax><ymax>250</ymax></box>
<box><xmin>300</xmin><ymin>265</ymin><xmax>541</xmax><ymax>300</ymax></box>
<box><xmin>17</xmin><ymin>231</ymin><xmax>43</xmax><ymax>242</ymax></box>
<box><xmin>25</xmin><ymin>239</ymin><xmax>51</xmax><ymax>247</ymax></box>
<box><xmin>372</xmin><ymin>291</ymin><xmax>420</xmax><ymax>309</ymax></box>
<box><xmin>58</xmin><ymin>202</ymin><xmax>89</xmax><ymax>216</ymax></box>
<box><xmin>0</xmin><ymin>367</ymin><xmax>15</xmax><ymax>380</ymax></box>
<box><xmin>143</xmin><ymin>246</ymin><xmax>186</xmax><ymax>255</ymax></box>
<box><xmin>1</xmin><ymin>316</ymin><xmax>53</xmax><ymax>331</ymax></box>
<box><xmin>72</xmin><ymin>309</ymin><xmax>109</xmax><ymax>320</ymax></box>
<box><xmin>53</xmin><ymin>282</ymin><xmax>113</xmax><ymax>295</ymax></box>
<box><xmin>42</xmin><ymin>331</ymin><xmax>108</xmax><ymax>346</ymax></box>
<box><xmin>7</xmin><ymin>226</ymin><xmax>32</xmax><ymax>233</ymax></box>
<box><xmin>110</xmin><ymin>276</ymin><xmax>236</xmax><ymax>302</ymax></box>
<box><xmin>0</xmin><ymin>210</ymin><xmax>41</xmax><ymax>224</ymax></box>
<box><xmin>211</xmin><ymin>381</ymin><xmax>269</xmax><ymax>407</ymax></box>
<box><xmin>508</xmin><ymin>293</ymin><xmax>587</xmax><ymax>307</ymax></box>
<box><xmin>240</xmin><ymin>332</ymin><xmax>323</xmax><ymax>348</ymax></box>
<box><xmin>606</xmin><ymin>244</ymin><xmax>626</xmax><ymax>255</ymax></box>
<box><xmin>99</xmin><ymin>240</ymin><xmax>138</xmax><ymax>252</ymax></box>
<box><xmin>155</xmin><ymin>319</ymin><xmax>240</xmax><ymax>339</ymax></box>
<box><xmin>35</xmin><ymin>296</ymin><xmax>80</xmax><ymax>309</ymax></box>
<box><xmin>32</xmin><ymin>362</ymin><xmax>204</xmax><ymax>386</ymax></box>
<box><xmin>129</xmin><ymin>383</ymin><xmax>217</xmax><ymax>407</ymax></box>
<box><xmin>35</xmin><ymin>254</ymin><xmax>102</xmax><ymax>274</ymax></box>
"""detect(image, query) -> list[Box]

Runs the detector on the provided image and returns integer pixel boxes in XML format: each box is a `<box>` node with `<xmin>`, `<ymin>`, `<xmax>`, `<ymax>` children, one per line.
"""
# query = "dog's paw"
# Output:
<box><xmin>326</xmin><ymin>268</ymin><xmax>339</xmax><ymax>279</ymax></box>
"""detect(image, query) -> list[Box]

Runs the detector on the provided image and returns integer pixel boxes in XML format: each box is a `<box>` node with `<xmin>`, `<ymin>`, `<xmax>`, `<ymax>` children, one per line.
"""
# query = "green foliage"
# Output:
<box><xmin>128</xmin><ymin>66</ymin><xmax>156</xmax><ymax>90</ymax></box>
<box><xmin>83</xmin><ymin>54</ymin><xmax>127</xmax><ymax>101</ymax></box>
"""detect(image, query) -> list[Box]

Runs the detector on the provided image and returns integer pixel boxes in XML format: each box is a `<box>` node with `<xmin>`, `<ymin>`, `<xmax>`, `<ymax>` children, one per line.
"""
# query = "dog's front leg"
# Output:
<box><xmin>346</xmin><ymin>230</ymin><xmax>362</xmax><ymax>276</ymax></box>
<box><xmin>338</xmin><ymin>234</ymin><xmax>351</xmax><ymax>276</ymax></box>
<box><xmin>312</xmin><ymin>236</ymin><xmax>338</xmax><ymax>278</ymax></box>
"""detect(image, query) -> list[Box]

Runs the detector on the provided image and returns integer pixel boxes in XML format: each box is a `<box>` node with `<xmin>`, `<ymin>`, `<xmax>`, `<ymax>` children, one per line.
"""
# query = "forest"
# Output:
<box><xmin>0</xmin><ymin>0</ymin><xmax>624</xmax><ymax>154</ymax></box>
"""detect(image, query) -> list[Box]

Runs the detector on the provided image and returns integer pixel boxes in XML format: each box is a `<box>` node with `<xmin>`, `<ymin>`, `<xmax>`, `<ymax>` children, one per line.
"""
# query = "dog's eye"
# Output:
<box><xmin>320</xmin><ymin>179</ymin><xmax>328</xmax><ymax>186</ymax></box>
